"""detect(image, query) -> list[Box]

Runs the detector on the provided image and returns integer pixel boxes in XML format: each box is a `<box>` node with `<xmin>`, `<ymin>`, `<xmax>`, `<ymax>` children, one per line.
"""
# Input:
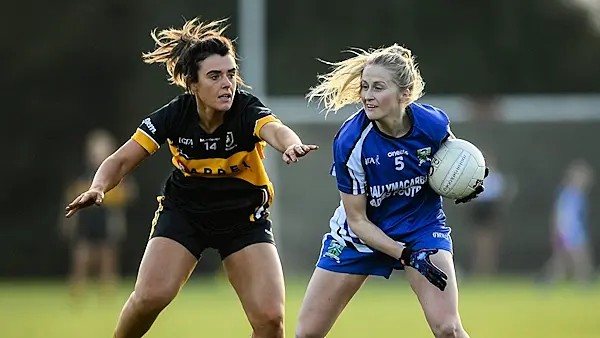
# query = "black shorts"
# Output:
<box><xmin>149</xmin><ymin>196</ymin><xmax>275</xmax><ymax>260</ymax></box>
<box><xmin>76</xmin><ymin>223</ymin><xmax>109</xmax><ymax>244</ymax></box>
<box><xmin>74</xmin><ymin>209</ymin><xmax>115</xmax><ymax>245</ymax></box>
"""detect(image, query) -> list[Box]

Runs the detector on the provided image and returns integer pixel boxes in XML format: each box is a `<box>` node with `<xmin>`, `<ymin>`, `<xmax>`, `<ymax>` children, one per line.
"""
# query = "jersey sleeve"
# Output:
<box><xmin>244</xmin><ymin>95</ymin><xmax>281</xmax><ymax>141</ymax></box>
<box><xmin>432</xmin><ymin>106</ymin><xmax>451</xmax><ymax>144</ymax></box>
<box><xmin>131</xmin><ymin>97</ymin><xmax>180</xmax><ymax>154</ymax></box>
<box><xmin>414</xmin><ymin>103</ymin><xmax>452</xmax><ymax>146</ymax></box>
<box><xmin>330</xmin><ymin>135</ymin><xmax>367</xmax><ymax>195</ymax></box>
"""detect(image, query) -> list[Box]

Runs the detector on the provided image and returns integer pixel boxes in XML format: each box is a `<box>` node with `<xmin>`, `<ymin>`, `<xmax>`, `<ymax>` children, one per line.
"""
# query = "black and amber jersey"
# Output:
<box><xmin>131</xmin><ymin>90</ymin><xmax>280</xmax><ymax>225</ymax></box>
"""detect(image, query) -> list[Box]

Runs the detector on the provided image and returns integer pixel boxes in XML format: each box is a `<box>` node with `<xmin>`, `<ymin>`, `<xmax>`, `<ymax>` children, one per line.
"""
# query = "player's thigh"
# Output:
<box><xmin>133</xmin><ymin>238</ymin><xmax>197</xmax><ymax>306</ymax></box>
<box><xmin>297</xmin><ymin>234</ymin><xmax>391</xmax><ymax>337</ymax></box>
<box><xmin>222</xmin><ymin>241</ymin><xmax>285</xmax><ymax>327</ymax></box>
<box><xmin>405</xmin><ymin>249</ymin><xmax>462</xmax><ymax>328</ymax></box>
<box><xmin>217</xmin><ymin>218</ymin><xmax>282</xmax><ymax>320</ymax></box>
<box><xmin>296</xmin><ymin>267</ymin><xmax>367</xmax><ymax>338</ymax></box>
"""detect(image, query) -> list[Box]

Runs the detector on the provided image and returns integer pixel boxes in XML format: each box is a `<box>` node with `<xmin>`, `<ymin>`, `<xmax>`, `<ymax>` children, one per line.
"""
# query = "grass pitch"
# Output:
<box><xmin>0</xmin><ymin>276</ymin><xmax>597</xmax><ymax>337</ymax></box>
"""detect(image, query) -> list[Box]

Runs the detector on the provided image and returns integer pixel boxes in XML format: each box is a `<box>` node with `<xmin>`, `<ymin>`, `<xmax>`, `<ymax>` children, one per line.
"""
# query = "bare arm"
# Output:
<box><xmin>259</xmin><ymin>121</ymin><xmax>318</xmax><ymax>163</ymax></box>
<box><xmin>259</xmin><ymin>122</ymin><xmax>303</xmax><ymax>153</ymax></box>
<box><xmin>342</xmin><ymin>191</ymin><xmax>449</xmax><ymax>291</ymax></box>
<box><xmin>65</xmin><ymin>140</ymin><xmax>149</xmax><ymax>218</ymax></box>
<box><xmin>341</xmin><ymin>192</ymin><xmax>406</xmax><ymax>259</ymax></box>
<box><xmin>89</xmin><ymin>140</ymin><xmax>150</xmax><ymax>193</ymax></box>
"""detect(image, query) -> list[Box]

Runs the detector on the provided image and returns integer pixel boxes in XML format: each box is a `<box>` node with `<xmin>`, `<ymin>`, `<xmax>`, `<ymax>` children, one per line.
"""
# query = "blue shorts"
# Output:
<box><xmin>316</xmin><ymin>225</ymin><xmax>453</xmax><ymax>279</ymax></box>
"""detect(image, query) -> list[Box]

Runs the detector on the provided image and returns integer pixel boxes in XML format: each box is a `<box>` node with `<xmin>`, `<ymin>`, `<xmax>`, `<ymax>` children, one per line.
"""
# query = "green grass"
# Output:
<box><xmin>0</xmin><ymin>276</ymin><xmax>598</xmax><ymax>337</ymax></box>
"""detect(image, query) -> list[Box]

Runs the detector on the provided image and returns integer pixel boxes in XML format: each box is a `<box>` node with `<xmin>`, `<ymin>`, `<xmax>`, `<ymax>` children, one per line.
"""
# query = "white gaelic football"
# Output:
<box><xmin>428</xmin><ymin>138</ymin><xmax>486</xmax><ymax>199</ymax></box>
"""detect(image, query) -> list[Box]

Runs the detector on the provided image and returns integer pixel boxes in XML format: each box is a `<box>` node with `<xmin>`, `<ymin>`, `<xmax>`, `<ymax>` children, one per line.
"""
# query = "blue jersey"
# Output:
<box><xmin>555</xmin><ymin>185</ymin><xmax>588</xmax><ymax>248</ymax></box>
<box><xmin>328</xmin><ymin>103</ymin><xmax>450</xmax><ymax>253</ymax></box>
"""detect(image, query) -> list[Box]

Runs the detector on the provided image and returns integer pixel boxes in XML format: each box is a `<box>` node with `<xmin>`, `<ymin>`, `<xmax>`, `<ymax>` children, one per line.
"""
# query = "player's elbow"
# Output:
<box><xmin>346</xmin><ymin>216</ymin><xmax>370</xmax><ymax>235</ymax></box>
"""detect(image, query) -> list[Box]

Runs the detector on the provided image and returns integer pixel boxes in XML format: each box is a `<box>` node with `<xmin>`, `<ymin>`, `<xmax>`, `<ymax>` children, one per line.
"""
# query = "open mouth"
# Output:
<box><xmin>218</xmin><ymin>94</ymin><xmax>232</xmax><ymax>101</ymax></box>
<box><xmin>365</xmin><ymin>103</ymin><xmax>378</xmax><ymax>109</ymax></box>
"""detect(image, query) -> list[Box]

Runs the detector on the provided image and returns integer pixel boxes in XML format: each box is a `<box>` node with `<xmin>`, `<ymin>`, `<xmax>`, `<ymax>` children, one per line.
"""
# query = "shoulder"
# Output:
<box><xmin>162</xmin><ymin>93</ymin><xmax>194</xmax><ymax>112</ymax></box>
<box><xmin>233</xmin><ymin>89</ymin><xmax>269</xmax><ymax>112</ymax></box>
<box><xmin>146</xmin><ymin>94</ymin><xmax>194</xmax><ymax>125</ymax></box>
<box><xmin>409</xmin><ymin>102</ymin><xmax>450</xmax><ymax>141</ymax></box>
<box><xmin>171</xmin><ymin>93</ymin><xmax>194</xmax><ymax>104</ymax></box>
<box><xmin>410</xmin><ymin>102</ymin><xmax>450</xmax><ymax>128</ymax></box>
<box><xmin>333</xmin><ymin>109</ymin><xmax>372</xmax><ymax>158</ymax></box>
<box><xmin>230</xmin><ymin>90</ymin><xmax>275</xmax><ymax>128</ymax></box>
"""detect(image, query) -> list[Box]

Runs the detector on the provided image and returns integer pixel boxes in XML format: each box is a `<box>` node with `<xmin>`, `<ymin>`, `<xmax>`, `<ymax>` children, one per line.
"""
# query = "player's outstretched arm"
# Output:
<box><xmin>65</xmin><ymin>140</ymin><xmax>150</xmax><ymax>218</ymax></box>
<box><xmin>341</xmin><ymin>192</ymin><xmax>448</xmax><ymax>291</ymax></box>
<box><xmin>259</xmin><ymin>122</ymin><xmax>318</xmax><ymax>164</ymax></box>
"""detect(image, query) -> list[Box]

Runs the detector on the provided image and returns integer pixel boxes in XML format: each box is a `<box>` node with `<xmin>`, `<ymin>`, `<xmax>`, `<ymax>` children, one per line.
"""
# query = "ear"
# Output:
<box><xmin>398</xmin><ymin>88</ymin><xmax>410</xmax><ymax>104</ymax></box>
<box><xmin>186</xmin><ymin>76</ymin><xmax>197</xmax><ymax>93</ymax></box>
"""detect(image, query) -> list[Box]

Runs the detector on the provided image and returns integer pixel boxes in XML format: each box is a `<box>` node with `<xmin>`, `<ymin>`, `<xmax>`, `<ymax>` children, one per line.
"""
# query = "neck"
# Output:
<box><xmin>375</xmin><ymin>106</ymin><xmax>411</xmax><ymax>138</ymax></box>
<box><xmin>195</xmin><ymin>96</ymin><xmax>224</xmax><ymax>134</ymax></box>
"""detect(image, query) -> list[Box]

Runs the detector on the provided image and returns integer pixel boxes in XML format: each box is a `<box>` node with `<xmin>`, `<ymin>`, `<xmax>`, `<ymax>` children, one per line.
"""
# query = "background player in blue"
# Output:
<box><xmin>296</xmin><ymin>45</ymin><xmax>487</xmax><ymax>338</ymax></box>
<box><xmin>538</xmin><ymin>159</ymin><xmax>595</xmax><ymax>286</ymax></box>
<box><xmin>65</xmin><ymin>18</ymin><xmax>317</xmax><ymax>338</ymax></box>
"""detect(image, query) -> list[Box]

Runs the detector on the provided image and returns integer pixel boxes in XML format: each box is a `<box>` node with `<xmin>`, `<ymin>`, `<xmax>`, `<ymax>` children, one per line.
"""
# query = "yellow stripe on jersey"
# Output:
<box><xmin>131</xmin><ymin>129</ymin><xmax>160</xmax><ymax>154</ymax></box>
<box><xmin>168</xmin><ymin>143</ymin><xmax>268</xmax><ymax>184</ymax></box>
<box><xmin>168</xmin><ymin>141</ymin><xmax>274</xmax><ymax>207</ymax></box>
<box><xmin>254</xmin><ymin>115</ymin><xmax>281</xmax><ymax>140</ymax></box>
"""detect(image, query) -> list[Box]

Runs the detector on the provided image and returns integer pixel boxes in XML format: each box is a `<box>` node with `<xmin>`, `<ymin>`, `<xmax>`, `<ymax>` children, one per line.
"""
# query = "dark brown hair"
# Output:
<box><xmin>142</xmin><ymin>18</ymin><xmax>245</xmax><ymax>91</ymax></box>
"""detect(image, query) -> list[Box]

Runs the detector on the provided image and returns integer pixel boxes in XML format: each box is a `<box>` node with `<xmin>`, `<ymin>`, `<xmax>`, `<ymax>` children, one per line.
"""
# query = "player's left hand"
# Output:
<box><xmin>455</xmin><ymin>167</ymin><xmax>489</xmax><ymax>204</ymax></box>
<box><xmin>283</xmin><ymin>144</ymin><xmax>319</xmax><ymax>164</ymax></box>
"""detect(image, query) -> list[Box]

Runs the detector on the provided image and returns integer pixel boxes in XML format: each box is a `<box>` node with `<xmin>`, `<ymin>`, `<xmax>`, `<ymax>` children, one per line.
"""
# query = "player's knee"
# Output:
<box><xmin>432</xmin><ymin>322</ymin><xmax>464</xmax><ymax>338</ymax></box>
<box><xmin>250</xmin><ymin>305</ymin><xmax>284</xmax><ymax>337</ymax></box>
<box><xmin>130</xmin><ymin>285</ymin><xmax>178</xmax><ymax>313</ymax></box>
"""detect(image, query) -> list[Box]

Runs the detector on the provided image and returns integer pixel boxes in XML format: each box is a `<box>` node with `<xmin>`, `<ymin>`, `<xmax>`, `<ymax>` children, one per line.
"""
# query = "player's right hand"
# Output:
<box><xmin>282</xmin><ymin>144</ymin><xmax>319</xmax><ymax>164</ymax></box>
<box><xmin>65</xmin><ymin>189</ymin><xmax>104</xmax><ymax>218</ymax></box>
<box><xmin>400</xmin><ymin>248</ymin><xmax>448</xmax><ymax>291</ymax></box>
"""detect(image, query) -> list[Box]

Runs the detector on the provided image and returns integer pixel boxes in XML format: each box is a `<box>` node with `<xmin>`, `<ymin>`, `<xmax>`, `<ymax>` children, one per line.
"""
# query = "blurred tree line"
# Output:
<box><xmin>2</xmin><ymin>0</ymin><xmax>600</xmax><ymax>276</ymax></box>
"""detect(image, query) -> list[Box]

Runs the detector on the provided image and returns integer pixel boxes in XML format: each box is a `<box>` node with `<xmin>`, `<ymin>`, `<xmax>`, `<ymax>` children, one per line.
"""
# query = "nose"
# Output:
<box><xmin>222</xmin><ymin>76</ymin><xmax>233</xmax><ymax>88</ymax></box>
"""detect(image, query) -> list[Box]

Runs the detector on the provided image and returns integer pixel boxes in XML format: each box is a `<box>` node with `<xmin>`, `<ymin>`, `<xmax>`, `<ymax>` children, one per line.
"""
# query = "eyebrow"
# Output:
<box><xmin>206</xmin><ymin>68</ymin><xmax>237</xmax><ymax>76</ymax></box>
<box><xmin>362</xmin><ymin>80</ymin><xmax>387</xmax><ymax>85</ymax></box>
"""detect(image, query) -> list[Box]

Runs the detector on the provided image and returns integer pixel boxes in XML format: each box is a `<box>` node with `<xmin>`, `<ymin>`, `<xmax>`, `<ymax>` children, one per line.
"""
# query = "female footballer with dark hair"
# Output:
<box><xmin>65</xmin><ymin>18</ymin><xmax>317</xmax><ymax>338</ymax></box>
